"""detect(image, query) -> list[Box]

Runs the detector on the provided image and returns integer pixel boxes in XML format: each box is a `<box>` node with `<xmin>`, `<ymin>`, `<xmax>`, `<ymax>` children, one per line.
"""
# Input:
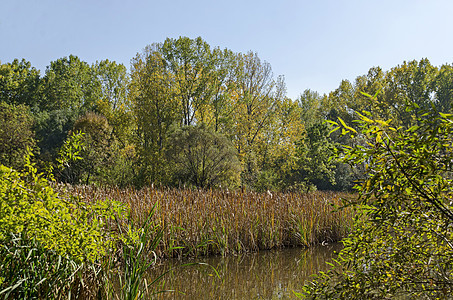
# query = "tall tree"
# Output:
<box><xmin>231</xmin><ymin>51</ymin><xmax>286</xmax><ymax>187</ymax></box>
<box><xmin>432</xmin><ymin>63</ymin><xmax>453</xmax><ymax>114</ymax></box>
<box><xmin>0</xmin><ymin>59</ymin><xmax>42</xmax><ymax>110</ymax></box>
<box><xmin>42</xmin><ymin>55</ymin><xmax>99</xmax><ymax>111</ymax></box>
<box><xmin>161</xmin><ymin>37</ymin><xmax>214</xmax><ymax>126</ymax></box>
<box><xmin>383</xmin><ymin>59</ymin><xmax>438</xmax><ymax>127</ymax></box>
<box><xmin>130</xmin><ymin>45</ymin><xmax>179</xmax><ymax>184</ymax></box>
<box><xmin>202</xmin><ymin>47</ymin><xmax>239</xmax><ymax>134</ymax></box>
<box><xmin>92</xmin><ymin>59</ymin><xmax>132</xmax><ymax>144</ymax></box>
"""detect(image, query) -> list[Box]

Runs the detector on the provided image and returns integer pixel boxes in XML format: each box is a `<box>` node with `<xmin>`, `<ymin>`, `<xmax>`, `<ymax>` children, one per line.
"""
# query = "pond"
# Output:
<box><xmin>149</xmin><ymin>243</ymin><xmax>342</xmax><ymax>299</ymax></box>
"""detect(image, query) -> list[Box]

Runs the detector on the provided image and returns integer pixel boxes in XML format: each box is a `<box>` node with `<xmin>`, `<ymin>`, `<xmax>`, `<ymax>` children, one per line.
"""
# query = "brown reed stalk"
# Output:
<box><xmin>65</xmin><ymin>185</ymin><xmax>354</xmax><ymax>259</ymax></box>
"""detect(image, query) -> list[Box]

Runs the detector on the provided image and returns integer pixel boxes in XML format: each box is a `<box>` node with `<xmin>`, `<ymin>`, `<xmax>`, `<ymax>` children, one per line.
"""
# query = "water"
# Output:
<box><xmin>149</xmin><ymin>243</ymin><xmax>342</xmax><ymax>299</ymax></box>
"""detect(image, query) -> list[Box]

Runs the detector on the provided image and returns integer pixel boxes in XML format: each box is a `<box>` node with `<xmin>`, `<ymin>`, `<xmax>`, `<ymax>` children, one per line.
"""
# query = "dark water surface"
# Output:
<box><xmin>150</xmin><ymin>243</ymin><xmax>342</xmax><ymax>299</ymax></box>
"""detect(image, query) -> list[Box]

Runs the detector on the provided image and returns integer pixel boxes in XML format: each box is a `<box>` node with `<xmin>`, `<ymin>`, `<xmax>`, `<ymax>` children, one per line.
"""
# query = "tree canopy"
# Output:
<box><xmin>1</xmin><ymin>38</ymin><xmax>452</xmax><ymax>193</ymax></box>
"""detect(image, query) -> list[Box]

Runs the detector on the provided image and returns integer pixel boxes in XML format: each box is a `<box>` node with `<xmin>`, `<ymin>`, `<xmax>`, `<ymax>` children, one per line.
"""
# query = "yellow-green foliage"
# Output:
<box><xmin>0</xmin><ymin>154</ymin><xmax>125</xmax><ymax>263</ymax></box>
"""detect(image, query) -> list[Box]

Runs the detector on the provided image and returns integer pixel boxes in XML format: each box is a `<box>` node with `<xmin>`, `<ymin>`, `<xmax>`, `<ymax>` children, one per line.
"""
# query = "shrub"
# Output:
<box><xmin>0</xmin><ymin>152</ymin><xmax>125</xmax><ymax>298</ymax></box>
<box><xmin>301</xmin><ymin>98</ymin><xmax>453</xmax><ymax>298</ymax></box>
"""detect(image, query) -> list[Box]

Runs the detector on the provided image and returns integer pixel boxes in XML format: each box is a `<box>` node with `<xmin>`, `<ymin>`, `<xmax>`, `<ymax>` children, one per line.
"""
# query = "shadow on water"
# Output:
<box><xmin>150</xmin><ymin>243</ymin><xmax>342</xmax><ymax>299</ymax></box>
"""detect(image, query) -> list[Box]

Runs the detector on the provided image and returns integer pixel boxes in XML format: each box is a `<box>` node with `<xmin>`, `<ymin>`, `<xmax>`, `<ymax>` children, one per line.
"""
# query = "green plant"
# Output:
<box><xmin>0</xmin><ymin>150</ymin><xmax>126</xmax><ymax>299</ymax></box>
<box><xmin>300</xmin><ymin>96</ymin><xmax>453</xmax><ymax>299</ymax></box>
<box><xmin>115</xmin><ymin>204</ymin><xmax>166</xmax><ymax>300</ymax></box>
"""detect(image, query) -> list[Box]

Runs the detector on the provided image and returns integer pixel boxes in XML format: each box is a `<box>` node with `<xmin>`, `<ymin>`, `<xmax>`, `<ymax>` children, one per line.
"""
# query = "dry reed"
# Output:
<box><xmin>66</xmin><ymin>185</ymin><xmax>354</xmax><ymax>259</ymax></box>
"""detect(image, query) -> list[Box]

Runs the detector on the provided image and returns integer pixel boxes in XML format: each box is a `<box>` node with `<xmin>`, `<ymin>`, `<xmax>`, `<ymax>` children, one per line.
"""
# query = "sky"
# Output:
<box><xmin>1</xmin><ymin>0</ymin><xmax>453</xmax><ymax>99</ymax></box>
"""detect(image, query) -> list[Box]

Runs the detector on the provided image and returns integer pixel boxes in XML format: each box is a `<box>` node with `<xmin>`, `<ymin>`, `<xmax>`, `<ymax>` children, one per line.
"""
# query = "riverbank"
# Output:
<box><xmin>67</xmin><ymin>185</ymin><xmax>354</xmax><ymax>259</ymax></box>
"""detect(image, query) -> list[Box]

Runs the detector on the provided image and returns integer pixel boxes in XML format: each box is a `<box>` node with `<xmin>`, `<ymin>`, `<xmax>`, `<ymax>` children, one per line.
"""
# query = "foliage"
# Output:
<box><xmin>42</xmin><ymin>55</ymin><xmax>99</xmax><ymax>112</ymax></box>
<box><xmin>33</xmin><ymin>107</ymin><xmax>80</xmax><ymax>164</ymax></box>
<box><xmin>161</xmin><ymin>36</ymin><xmax>214</xmax><ymax>127</ymax></box>
<box><xmin>3</xmin><ymin>45</ymin><xmax>453</xmax><ymax>192</ymax></box>
<box><xmin>71</xmin><ymin>112</ymin><xmax>117</xmax><ymax>185</ymax></box>
<box><xmin>167</xmin><ymin>124</ymin><xmax>241</xmax><ymax>189</ymax></box>
<box><xmin>0</xmin><ymin>150</ymin><xmax>126</xmax><ymax>298</ymax></box>
<box><xmin>92</xmin><ymin>59</ymin><xmax>132</xmax><ymax>145</ymax></box>
<box><xmin>0</xmin><ymin>102</ymin><xmax>36</xmax><ymax>170</ymax></box>
<box><xmin>301</xmin><ymin>98</ymin><xmax>453</xmax><ymax>299</ymax></box>
<box><xmin>130</xmin><ymin>46</ymin><xmax>178</xmax><ymax>185</ymax></box>
<box><xmin>0</xmin><ymin>59</ymin><xmax>42</xmax><ymax>110</ymax></box>
<box><xmin>293</xmin><ymin>122</ymin><xmax>336</xmax><ymax>191</ymax></box>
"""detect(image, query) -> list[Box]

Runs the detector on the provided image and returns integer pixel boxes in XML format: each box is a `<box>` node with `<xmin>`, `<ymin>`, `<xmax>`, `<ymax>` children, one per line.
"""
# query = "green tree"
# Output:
<box><xmin>202</xmin><ymin>47</ymin><xmax>239</xmax><ymax>134</ymax></box>
<box><xmin>231</xmin><ymin>51</ymin><xmax>286</xmax><ymax>188</ymax></box>
<box><xmin>69</xmin><ymin>112</ymin><xmax>116</xmax><ymax>185</ymax></box>
<box><xmin>255</xmin><ymin>97</ymin><xmax>304</xmax><ymax>191</ymax></box>
<box><xmin>92</xmin><ymin>59</ymin><xmax>132</xmax><ymax>144</ymax></box>
<box><xmin>293</xmin><ymin>122</ymin><xmax>336</xmax><ymax>191</ymax></box>
<box><xmin>301</xmin><ymin>99</ymin><xmax>453</xmax><ymax>299</ymax></box>
<box><xmin>166</xmin><ymin>124</ymin><xmax>240</xmax><ymax>189</ymax></box>
<box><xmin>298</xmin><ymin>89</ymin><xmax>324</xmax><ymax>127</ymax></box>
<box><xmin>130</xmin><ymin>45</ymin><xmax>179</xmax><ymax>184</ymax></box>
<box><xmin>382</xmin><ymin>58</ymin><xmax>438</xmax><ymax>127</ymax></box>
<box><xmin>0</xmin><ymin>59</ymin><xmax>42</xmax><ymax>110</ymax></box>
<box><xmin>0</xmin><ymin>102</ymin><xmax>36</xmax><ymax>169</ymax></box>
<box><xmin>42</xmin><ymin>55</ymin><xmax>100</xmax><ymax>111</ymax></box>
<box><xmin>161</xmin><ymin>36</ymin><xmax>214</xmax><ymax>126</ymax></box>
<box><xmin>432</xmin><ymin>63</ymin><xmax>453</xmax><ymax>114</ymax></box>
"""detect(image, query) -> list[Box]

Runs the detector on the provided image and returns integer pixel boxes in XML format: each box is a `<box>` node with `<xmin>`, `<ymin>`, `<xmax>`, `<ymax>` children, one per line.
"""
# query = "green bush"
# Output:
<box><xmin>0</xmin><ymin>152</ymin><xmax>125</xmax><ymax>298</ymax></box>
<box><xmin>300</xmin><ymin>99</ymin><xmax>453</xmax><ymax>299</ymax></box>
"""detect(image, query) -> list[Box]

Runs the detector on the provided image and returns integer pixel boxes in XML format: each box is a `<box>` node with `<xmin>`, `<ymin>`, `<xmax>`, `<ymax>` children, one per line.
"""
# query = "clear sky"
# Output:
<box><xmin>1</xmin><ymin>0</ymin><xmax>452</xmax><ymax>99</ymax></box>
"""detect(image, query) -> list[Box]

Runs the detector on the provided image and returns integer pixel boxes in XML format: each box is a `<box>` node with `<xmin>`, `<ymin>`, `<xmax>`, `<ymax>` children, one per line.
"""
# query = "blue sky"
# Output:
<box><xmin>1</xmin><ymin>0</ymin><xmax>452</xmax><ymax>99</ymax></box>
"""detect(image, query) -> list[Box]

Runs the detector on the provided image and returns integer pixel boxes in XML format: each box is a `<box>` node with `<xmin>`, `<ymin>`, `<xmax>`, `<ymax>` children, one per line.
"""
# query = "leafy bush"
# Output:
<box><xmin>300</xmin><ymin>98</ymin><xmax>453</xmax><ymax>299</ymax></box>
<box><xmin>0</xmin><ymin>152</ymin><xmax>125</xmax><ymax>298</ymax></box>
<box><xmin>167</xmin><ymin>124</ymin><xmax>241</xmax><ymax>189</ymax></box>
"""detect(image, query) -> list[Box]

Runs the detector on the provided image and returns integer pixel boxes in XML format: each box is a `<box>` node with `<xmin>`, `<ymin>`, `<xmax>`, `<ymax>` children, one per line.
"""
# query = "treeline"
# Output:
<box><xmin>1</xmin><ymin>36</ymin><xmax>452</xmax><ymax>191</ymax></box>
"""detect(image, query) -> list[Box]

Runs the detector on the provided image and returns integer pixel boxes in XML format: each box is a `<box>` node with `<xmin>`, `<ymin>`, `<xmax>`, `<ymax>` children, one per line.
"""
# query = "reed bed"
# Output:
<box><xmin>66</xmin><ymin>185</ymin><xmax>354</xmax><ymax>259</ymax></box>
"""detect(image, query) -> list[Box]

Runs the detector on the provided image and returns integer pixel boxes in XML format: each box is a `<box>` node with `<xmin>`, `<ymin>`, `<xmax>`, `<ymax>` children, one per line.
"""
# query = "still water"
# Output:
<box><xmin>150</xmin><ymin>243</ymin><xmax>342</xmax><ymax>299</ymax></box>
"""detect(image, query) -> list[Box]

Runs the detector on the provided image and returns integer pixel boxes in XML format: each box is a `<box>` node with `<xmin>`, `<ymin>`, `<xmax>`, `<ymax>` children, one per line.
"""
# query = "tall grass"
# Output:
<box><xmin>66</xmin><ymin>186</ymin><xmax>354</xmax><ymax>259</ymax></box>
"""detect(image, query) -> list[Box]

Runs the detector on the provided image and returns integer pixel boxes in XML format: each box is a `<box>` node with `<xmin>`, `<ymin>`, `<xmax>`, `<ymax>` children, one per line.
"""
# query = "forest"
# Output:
<box><xmin>3</xmin><ymin>36</ymin><xmax>451</xmax><ymax>192</ymax></box>
<box><xmin>0</xmin><ymin>37</ymin><xmax>452</xmax><ymax>191</ymax></box>
<box><xmin>2</xmin><ymin>36</ymin><xmax>453</xmax><ymax>299</ymax></box>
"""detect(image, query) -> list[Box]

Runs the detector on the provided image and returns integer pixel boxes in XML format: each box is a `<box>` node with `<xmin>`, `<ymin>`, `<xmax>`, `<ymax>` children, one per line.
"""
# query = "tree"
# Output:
<box><xmin>0</xmin><ymin>59</ymin><xmax>42</xmax><ymax>110</ymax></box>
<box><xmin>161</xmin><ymin>36</ymin><xmax>214</xmax><ymax>126</ymax></box>
<box><xmin>166</xmin><ymin>124</ymin><xmax>240</xmax><ymax>189</ymax></box>
<box><xmin>130</xmin><ymin>45</ymin><xmax>179</xmax><ymax>184</ymax></box>
<box><xmin>42</xmin><ymin>55</ymin><xmax>99</xmax><ymax>111</ymax></box>
<box><xmin>298</xmin><ymin>89</ymin><xmax>324</xmax><ymax>127</ymax></box>
<box><xmin>231</xmin><ymin>51</ymin><xmax>286</xmax><ymax>188</ymax></box>
<box><xmin>92</xmin><ymin>59</ymin><xmax>132</xmax><ymax>144</ymax></box>
<box><xmin>301</xmin><ymin>98</ymin><xmax>453</xmax><ymax>299</ymax></box>
<box><xmin>202</xmin><ymin>47</ymin><xmax>239</xmax><ymax>134</ymax></box>
<box><xmin>33</xmin><ymin>107</ymin><xmax>80</xmax><ymax>164</ymax></box>
<box><xmin>254</xmin><ymin>97</ymin><xmax>304</xmax><ymax>191</ymax></box>
<box><xmin>381</xmin><ymin>58</ymin><xmax>438</xmax><ymax>127</ymax></box>
<box><xmin>0</xmin><ymin>102</ymin><xmax>36</xmax><ymax>169</ymax></box>
<box><xmin>432</xmin><ymin>63</ymin><xmax>453</xmax><ymax>114</ymax></box>
<box><xmin>69</xmin><ymin>112</ymin><xmax>116</xmax><ymax>185</ymax></box>
<box><xmin>292</xmin><ymin>122</ymin><xmax>336</xmax><ymax>191</ymax></box>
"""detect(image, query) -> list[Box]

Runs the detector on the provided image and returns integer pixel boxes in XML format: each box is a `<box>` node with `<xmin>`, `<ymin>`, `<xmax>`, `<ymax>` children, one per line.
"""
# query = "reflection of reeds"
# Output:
<box><xmin>150</xmin><ymin>244</ymin><xmax>343</xmax><ymax>299</ymax></box>
<box><xmin>68</xmin><ymin>185</ymin><xmax>353</xmax><ymax>258</ymax></box>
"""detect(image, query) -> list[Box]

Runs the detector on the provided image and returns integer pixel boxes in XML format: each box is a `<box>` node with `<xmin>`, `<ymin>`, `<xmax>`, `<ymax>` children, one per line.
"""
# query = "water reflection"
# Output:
<box><xmin>150</xmin><ymin>243</ymin><xmax>342</xmax><ymax>299</ymax></box>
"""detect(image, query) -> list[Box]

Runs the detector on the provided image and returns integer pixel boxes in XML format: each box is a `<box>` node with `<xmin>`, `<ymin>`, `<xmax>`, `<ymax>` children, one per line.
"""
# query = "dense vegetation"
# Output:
<box><xmin>2</xmin><ymin>38</ymin><xmax>452</xmax><ymax>192</ymax></box>
<box><xmin>2</xmin><ymin>36</ymin><xmax>453</xmax><ymax>298</ymax></box>
<box><xmin>300</xmin><ymin>97</ymin><xmax>453</xmax><ymax>298</ymax></box>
